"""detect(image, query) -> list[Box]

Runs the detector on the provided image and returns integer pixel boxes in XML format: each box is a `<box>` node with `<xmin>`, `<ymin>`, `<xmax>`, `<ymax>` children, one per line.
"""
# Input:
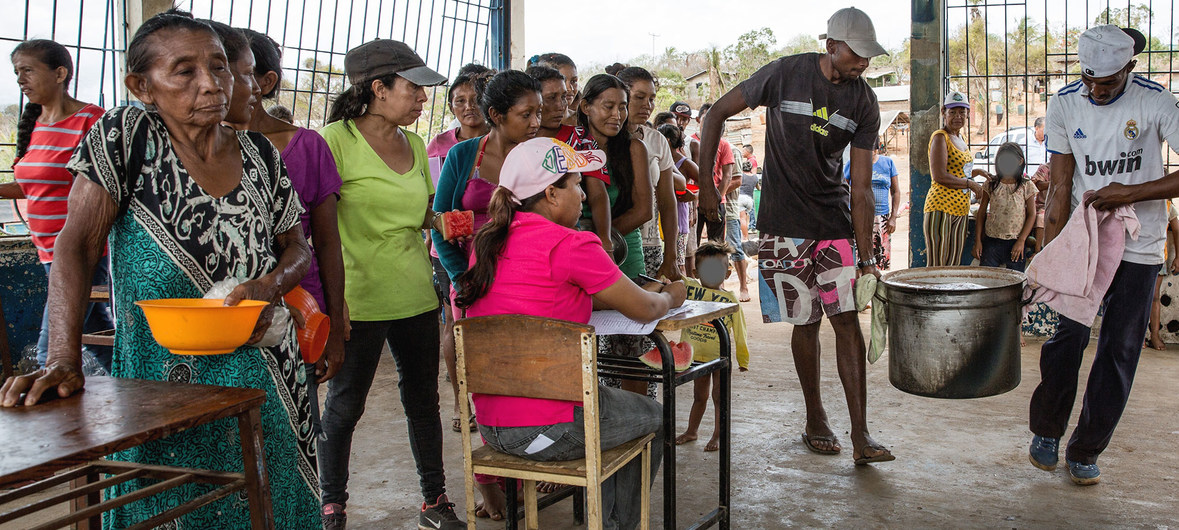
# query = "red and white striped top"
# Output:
<box><xmin>13</xmin><ymin>103</ymin><xmax>103</xmax><ymax>263</ymax></box>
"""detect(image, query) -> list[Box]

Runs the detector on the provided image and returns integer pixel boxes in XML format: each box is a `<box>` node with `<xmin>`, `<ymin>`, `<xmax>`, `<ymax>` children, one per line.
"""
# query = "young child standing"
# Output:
<box><xmin>973</xmin><ymin>142</ymin><xmax>1038</xmax><ymax>271</ymax></box>
<box><xmin>675</xmin><ymin>241</ymin><xmax>750</xmax><ymax>451</ymax></box>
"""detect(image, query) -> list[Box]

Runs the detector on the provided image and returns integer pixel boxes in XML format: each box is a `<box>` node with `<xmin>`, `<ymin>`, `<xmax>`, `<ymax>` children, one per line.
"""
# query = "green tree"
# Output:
<box><xmin>724</xmin><ymin>28</ymin><xmax>778</xmax><ymax>82</ymax></box>
<box><xmin>282</xmin><ymin>57</ymin><xmax>347</xmax><ymax>129</ymax></box>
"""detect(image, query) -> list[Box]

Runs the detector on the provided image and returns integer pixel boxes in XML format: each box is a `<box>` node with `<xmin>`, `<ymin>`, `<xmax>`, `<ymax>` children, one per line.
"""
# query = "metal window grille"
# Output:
<box><xmin>1</xmin><ymin>0</ymin><xmax>503</xmax><ymax>181</ymax></box>
<box><xmin>177</xmin><ymin>0</ymin><xmax>501</xmax><ymax>134</ymax></box>
<box><xmin>0</xmin><ymin>0</ymin><xmax>128</xmax><ymax>178</ymax></box>
<box><xmin>944</xmin><ymin>0</ymin><xmax>1178</xmax><ymax>174</ymax></box>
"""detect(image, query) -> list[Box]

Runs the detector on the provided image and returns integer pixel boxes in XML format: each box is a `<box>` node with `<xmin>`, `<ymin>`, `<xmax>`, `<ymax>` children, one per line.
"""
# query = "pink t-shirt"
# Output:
<box><xmin>426</xmin><ymin>128</ymin><xmax>461</xmax><ymax>164</ymax></box>
<box><xmin>467</xmin><ymin>212</ymin><xmax>623</xmax><ymax>427</ymax></box>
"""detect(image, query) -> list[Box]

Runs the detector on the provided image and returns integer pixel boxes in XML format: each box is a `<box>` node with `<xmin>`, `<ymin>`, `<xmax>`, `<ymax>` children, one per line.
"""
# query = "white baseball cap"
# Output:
<box><xmin>1078</xmin><ymin>25</ymin><xmax>1144</xmax><ymax>78</ymax></box>
<box><xmin>819</xmin><ymin>7</ymin><xmax>888</xmax><ymax>59</ymax></box>
<box><xmin>499</xmin><ymin>137</ymin><xmax>606</xmax><ymax>204</ymax></box>
<box><xmin>943</xmin><ymin>91</ymin><xmax>970</xmax><ymax>109</ymax></box>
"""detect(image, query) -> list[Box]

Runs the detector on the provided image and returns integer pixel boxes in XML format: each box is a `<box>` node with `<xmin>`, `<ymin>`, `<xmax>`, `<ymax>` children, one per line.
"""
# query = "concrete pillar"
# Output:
<box><xmin>908</xmin><ymin>0</ymin><xmax>943</xmax><ymax>268</ymax></box>
<box><xmin>124</xmin><ymin>0</ymin><xmax>172</xmax><ymax>40</ymax></box>
<box><xmin>509</xmin><ymin>0</ymin><xmax>526</xmax><ymax>70</ymax></box>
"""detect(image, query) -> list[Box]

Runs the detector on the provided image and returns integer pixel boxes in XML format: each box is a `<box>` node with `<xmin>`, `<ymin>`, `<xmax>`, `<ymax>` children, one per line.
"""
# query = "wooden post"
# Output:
<box><xmin>236</xmin><ymin>407</ymin><xmax>274</xmax><ymax>530</ymax></box>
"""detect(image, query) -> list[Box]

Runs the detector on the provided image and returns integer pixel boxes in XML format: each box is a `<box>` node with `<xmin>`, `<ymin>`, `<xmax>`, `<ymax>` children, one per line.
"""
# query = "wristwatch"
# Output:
<box><xmin>857</xmin><ymin>257</ymin><xmax>878</xmax><ymax>269</ymax></box>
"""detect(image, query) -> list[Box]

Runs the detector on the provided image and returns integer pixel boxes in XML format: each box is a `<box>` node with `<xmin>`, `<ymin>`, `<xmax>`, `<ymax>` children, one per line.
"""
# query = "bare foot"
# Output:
<box><xmin>675</xmin><ymin>432</ymin><xmax>698</xmax><ymax>445</ymax></box>
<box><xmin>536</xmin><ymin>481</ymin><xmax>561</xmax><ymax>494</ymax></box>
<box><xmin>739</xmin><ymin>289</ymin><xmax>751</xmax><ymax>302</ymax></box>
<box><xmin>474</xmin><ymin>481</ymin><xmax>506</xmax><ymax>521</ymax></box>
<box><xmin>1148</xmin><ymin>336</ymin><xmax>1165</xmax><ymax>350</ymax></box>
<box><xmin>704</xmin><ymin>436</ymin><xmax>720</xmax><ymax>452</ymax></box>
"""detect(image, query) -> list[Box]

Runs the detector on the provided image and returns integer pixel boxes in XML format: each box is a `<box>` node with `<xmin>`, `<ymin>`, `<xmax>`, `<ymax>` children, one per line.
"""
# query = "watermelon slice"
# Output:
<box><xmin>439</xmin><ymin>210</ymin><xmax>474</xmax><ymax>240</ymax></box>
<box><xmin>639</xmin><ymin>341</ymin><xmax>694</xmax><ymax>372</ymax></box>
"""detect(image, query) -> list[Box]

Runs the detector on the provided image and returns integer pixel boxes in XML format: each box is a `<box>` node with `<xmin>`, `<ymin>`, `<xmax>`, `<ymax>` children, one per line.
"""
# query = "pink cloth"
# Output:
<box><xmin>426</xmin><ymin>128</ymin><xmax>460</xmax><ymax>165</ymax></box>
<box><xmin>1024</xmin><ymin>191</ymin><xmax>1140</xmax><ymax>326</ymax></box>
<box><xmin>466</xmin><ymin>212</ymin><xmax>623</xmax><ymax>427</ymax></box>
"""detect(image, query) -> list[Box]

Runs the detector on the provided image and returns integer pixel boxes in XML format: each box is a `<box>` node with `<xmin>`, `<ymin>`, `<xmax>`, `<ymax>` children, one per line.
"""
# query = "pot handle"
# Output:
<box><xmin>1021</xmin><ymin>287</ymin><xmax>1037</xmax><ymax>307</ymax></box>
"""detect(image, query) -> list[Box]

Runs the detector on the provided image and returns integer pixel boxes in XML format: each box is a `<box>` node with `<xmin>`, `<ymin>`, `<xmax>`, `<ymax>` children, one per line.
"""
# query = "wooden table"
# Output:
<box><xmin>597</xmin><ymin>300</ymin><xmax>738</xmax><ymax>530</ymax></box>
<box><xmin>0</xmin><ymin>377</ymin><xmax>274</xmax><ymax>529</ymax></box>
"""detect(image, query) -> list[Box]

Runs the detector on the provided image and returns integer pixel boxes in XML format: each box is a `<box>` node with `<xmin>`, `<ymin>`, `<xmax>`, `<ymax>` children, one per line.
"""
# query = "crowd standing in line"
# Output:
<box><xmin>4</xmin><ymin>11</ymin><xmax>321</xmax><ymax>527</ymax></box>
<box><xmin>5</xmin><ymin>7</ymin><xmax>1178</xmax><ymax>530</ymax></box>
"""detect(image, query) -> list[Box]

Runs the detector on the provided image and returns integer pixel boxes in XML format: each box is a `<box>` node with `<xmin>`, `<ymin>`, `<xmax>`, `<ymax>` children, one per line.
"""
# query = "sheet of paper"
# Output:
<box><xmin>589</xmin><ymin>310</ymin><xmax>659</xmax><ymax>336</ymax></box>
<box><xmin>590</xmin><ymin>303</ymin><xmax>697</xmax><ymax>335</ymax></box>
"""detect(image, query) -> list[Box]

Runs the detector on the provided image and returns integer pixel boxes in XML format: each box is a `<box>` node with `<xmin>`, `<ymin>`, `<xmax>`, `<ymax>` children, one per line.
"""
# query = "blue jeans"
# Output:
<box><xmin>479</xmin><ymin>386</ymin><xmax>663</xmax><ymax>530</ymax></box>
<box><xmin>37</xmin><ymin>259</ymin><xmax>114</xmax><ymax>372</ymax></box>
<box><xmin>979</xmin><ymin>235</ymin><xmax>1026</xmax><ymax>272</ymax></box>
<box><xmin>1029</xmin><ymin>260</ymin><xmax>1158</xmax><ymax>464</ymax></box>
<box><xmin>725</xmin><ymin>217</ymin><xmax>746</xmax><ymax>262</ymax></box>
<box><xmin>318</xmin><ymin>310</ymin><xmax>445</xmax><ymax>505</ymax></box>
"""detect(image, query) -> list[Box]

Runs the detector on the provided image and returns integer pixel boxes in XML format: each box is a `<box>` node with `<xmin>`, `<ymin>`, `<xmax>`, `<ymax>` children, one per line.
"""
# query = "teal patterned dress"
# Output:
<box><xmin>67</xmin><ymin>107</ymin><xmax>320</xmax><ymax>529</ymax></box>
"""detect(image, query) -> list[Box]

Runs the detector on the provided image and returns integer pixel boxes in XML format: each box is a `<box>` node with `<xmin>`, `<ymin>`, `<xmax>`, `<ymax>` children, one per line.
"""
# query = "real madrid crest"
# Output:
<box><xmin>1124</xmin><ymin>119</ymin><xmax>1139</xmax><ymax>140</ymax></box>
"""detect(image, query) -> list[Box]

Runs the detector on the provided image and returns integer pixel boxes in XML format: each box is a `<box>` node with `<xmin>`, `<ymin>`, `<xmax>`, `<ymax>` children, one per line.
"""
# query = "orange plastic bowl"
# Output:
<box><xmin>134</xmin><ymin>298</ymin><xmax>269</xmax><ymax>356</ymax></box>
<box><xmin>283</xmin><ymin>287</ymin><xmax>330</xmax><ymax>364</ymax></box>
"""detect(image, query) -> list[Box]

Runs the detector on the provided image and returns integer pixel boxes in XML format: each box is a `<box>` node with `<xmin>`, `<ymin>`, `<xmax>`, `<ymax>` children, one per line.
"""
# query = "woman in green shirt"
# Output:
<box><xmin>316</xmin><ymin>40</ymin><xmax>464</xmax><ymax>530</ymax></box>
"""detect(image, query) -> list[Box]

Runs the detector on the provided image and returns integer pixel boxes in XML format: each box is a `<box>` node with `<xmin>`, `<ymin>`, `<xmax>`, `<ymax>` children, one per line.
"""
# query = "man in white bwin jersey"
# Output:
<box><xmin>1030</xmin><ymin>25</ymin><xmax>1179</xmax><ymax>485</ymax></box>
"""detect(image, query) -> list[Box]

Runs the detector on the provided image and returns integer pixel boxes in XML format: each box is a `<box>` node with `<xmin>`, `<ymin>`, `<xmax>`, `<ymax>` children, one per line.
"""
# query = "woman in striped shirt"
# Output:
<box><xmin>2</xmin><ymin>39</ymin><xmax>112</xmax><ymax>371</ymax></box>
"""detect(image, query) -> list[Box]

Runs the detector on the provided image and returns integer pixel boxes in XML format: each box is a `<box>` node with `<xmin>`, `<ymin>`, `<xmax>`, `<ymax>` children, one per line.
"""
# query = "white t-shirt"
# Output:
<box><xmin>1046</xmin><ymin>75</ymin><xmax>1179</xmax><ymax>265</ymax></box>
<box><xmin>635</xmin><ymin>124</ymin><xmax>676</xmax><ymax>247</ymax></box>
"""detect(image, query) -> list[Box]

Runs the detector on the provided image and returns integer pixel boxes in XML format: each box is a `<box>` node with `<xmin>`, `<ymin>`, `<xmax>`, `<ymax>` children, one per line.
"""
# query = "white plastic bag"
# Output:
<box><xmin>204</xmin><ymin>278</ymin><xmax>290</xmax><ymax>348</ymax></box>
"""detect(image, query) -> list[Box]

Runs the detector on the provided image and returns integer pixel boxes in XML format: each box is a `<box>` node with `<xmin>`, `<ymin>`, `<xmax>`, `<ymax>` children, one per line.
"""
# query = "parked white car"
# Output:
<box><xmin>973</xmin><ymin>126</ymin><xmax>1045</xmax><ymax>177</ymax></box>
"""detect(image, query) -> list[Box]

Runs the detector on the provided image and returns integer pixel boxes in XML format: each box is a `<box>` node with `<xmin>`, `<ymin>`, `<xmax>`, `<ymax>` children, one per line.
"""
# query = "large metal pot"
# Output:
<box><xmin>881</xmin><ymin>266</ymin><xmax>1025</xmax><ymax>399</ymax></box>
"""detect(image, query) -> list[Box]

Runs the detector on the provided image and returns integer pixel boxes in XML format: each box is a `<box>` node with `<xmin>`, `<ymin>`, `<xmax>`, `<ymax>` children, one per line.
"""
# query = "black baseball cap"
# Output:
<box><xmin>671</xmin><ymin>101</ymin><xmax>691</xmax><ymax>117</ymax></box>
<box><xmin>344</xmin><ymin>39</ymin><xmax>447</xmax><ymax>87</ymax></box>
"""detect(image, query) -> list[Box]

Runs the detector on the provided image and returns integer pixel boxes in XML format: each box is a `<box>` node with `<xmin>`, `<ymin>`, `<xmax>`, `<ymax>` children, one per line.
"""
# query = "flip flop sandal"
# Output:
<box><xmin>468</xmin><ymin>414</ymin><xmax>478</xmax><ymax>432</ymax></box>
<box><xmin>451</xmin><ymin>417</ymin><xmax>463</xmax><ymax>433</ymax></box>
<box><xmin>801</xmin><ymin>433</ymin><xmax>841</xmax><ymax>455</ymax></box>
<box><xmin>853</xmin><ymin>446</ymin><xmax>896</xmax><ymax>466</ymax></box>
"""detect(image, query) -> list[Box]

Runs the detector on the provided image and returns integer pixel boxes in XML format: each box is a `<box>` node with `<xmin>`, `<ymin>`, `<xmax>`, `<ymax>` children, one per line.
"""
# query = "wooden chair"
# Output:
<box><xmin>454</xmin><ymin>315</ymin><xmax>654</xmax><ymax>530</ymax></box>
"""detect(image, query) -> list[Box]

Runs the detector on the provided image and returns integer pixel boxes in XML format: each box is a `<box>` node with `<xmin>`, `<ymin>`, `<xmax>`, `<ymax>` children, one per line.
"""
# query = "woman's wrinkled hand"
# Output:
<box><xmin>0</xmin><ymin>361</ymin><xmax>85</xmax><ymax>407</ymax></box>
<box><xmin>225</xmin><ymin>277</ymin><xmax>280</xmax><ymax>344</ymax></box>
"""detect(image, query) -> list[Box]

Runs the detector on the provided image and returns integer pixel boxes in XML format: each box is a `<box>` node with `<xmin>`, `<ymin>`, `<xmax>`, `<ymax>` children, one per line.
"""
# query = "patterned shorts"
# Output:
<box><xmin>758</xmin><ymin>235</ymin><xmax>858</xmax><ymax>325</ymax></box>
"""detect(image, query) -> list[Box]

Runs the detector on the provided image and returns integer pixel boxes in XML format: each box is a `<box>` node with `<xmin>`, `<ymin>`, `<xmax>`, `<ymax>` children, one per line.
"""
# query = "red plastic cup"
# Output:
<box><xmin>284</xmin><ymin>286</ymin><xmax>330</xmax><ymax>364</ymax></box>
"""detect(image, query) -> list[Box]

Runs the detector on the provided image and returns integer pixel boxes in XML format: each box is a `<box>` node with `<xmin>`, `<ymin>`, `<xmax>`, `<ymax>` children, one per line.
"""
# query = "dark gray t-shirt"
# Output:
<box><xmin>739</xmin><ymin>170</ymin><xmax>758</xmax><ymax>197</ymax></box>
<box><xmin>739</xmin><ymin>53</ymin><xmax>880</xmax><ymax>240</ymax></box>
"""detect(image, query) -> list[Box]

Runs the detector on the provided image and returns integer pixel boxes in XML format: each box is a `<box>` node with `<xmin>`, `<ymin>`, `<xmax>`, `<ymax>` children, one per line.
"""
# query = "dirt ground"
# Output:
<box><xmin>335</xmin><ymin>201</ymin><xmax>1179</xmax><ymax>528</ymax></box>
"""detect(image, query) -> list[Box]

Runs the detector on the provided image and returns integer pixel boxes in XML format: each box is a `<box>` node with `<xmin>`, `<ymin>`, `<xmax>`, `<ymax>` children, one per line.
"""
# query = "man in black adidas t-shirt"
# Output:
<box><xmin>697</xmin><ymin>7</ymin><xmax>893</xmax><ymax>465</ymax></box>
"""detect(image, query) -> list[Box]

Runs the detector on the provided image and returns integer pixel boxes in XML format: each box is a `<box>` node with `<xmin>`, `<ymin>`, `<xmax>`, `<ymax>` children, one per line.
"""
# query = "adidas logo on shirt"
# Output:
<box><xmin>1073</xmin><ymin>128</ymin><xmax>1087</xmax><ymax>139</ymax></box>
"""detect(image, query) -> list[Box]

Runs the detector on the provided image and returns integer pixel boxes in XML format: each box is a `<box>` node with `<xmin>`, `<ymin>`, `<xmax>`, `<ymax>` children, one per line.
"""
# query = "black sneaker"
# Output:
<box><xmin>322</xmin><ymin>503</ymin><xmax>347</xmax><ymax>530</ymax></box>
<box><xmin>418</xmin><ymin>494</ymin><xmax>464</xmax><ymax>529</ymax></box>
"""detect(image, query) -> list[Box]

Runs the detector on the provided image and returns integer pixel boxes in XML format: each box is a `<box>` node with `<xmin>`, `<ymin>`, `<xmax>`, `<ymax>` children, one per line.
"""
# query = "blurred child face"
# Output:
<box><xmin>696</xmin><ymin>255</ymin><xmax>729</xmax><ymax>289</ymax></box>
<box><xmin>995</xmin><ymin>149</ymin><xmax>1024</xmax><ymax>179</ymax></box>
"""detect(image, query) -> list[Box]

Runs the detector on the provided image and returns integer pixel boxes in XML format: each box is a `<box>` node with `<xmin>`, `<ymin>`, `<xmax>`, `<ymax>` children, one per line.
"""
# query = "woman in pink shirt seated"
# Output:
<box><xmin>455</xmin><ymin>137</ymin><xmax>686</xmax><ymax>529</ymax></box>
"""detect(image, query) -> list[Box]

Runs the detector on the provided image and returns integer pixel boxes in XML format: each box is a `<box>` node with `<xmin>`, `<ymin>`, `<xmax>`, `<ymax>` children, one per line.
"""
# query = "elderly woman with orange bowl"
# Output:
<box><xmin>0</xmin><ymin>11</ymin><xmax>320</xmax><ymax>529</ymax></box>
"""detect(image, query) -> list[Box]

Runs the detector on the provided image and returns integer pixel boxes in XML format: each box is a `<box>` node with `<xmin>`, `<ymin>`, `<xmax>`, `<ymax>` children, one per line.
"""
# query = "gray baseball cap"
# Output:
<box><xmin>819</xmin><ymin>7</ymin><xmax>889</xmax><ymax>59</ymax></box>
<box><xmin>344</xmin><ymin>39</ymin><xmax>447</xmax><ymax>87</ymax></box>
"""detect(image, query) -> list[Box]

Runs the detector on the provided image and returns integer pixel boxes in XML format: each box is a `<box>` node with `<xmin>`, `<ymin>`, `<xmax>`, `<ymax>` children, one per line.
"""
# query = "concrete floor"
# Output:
<box><xmin>7</xmin><ymin>188</ymin><xmax>1179</xmax><ymax>528</ymax></box>
<box><xmin>341</xmin><ymin>288</ymin><xmax>1179</xmax><ymax>529</ymax></box>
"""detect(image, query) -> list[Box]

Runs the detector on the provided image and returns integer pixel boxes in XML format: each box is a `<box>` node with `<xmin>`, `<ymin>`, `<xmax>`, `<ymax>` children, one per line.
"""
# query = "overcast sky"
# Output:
<box><xmin>524</xmin><ymin>1</ymin><xmax>911</xmax><ymax>66</ymax></box>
